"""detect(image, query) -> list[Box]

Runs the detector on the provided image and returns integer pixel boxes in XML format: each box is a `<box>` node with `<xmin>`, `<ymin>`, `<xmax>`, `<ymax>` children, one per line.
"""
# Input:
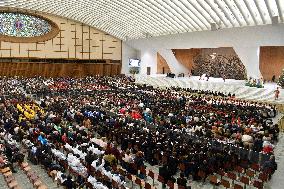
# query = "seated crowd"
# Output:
<box><xmin>0</xmin><ymin>75</ymin><xmax>280</xmax><ymax>189</ymax></box>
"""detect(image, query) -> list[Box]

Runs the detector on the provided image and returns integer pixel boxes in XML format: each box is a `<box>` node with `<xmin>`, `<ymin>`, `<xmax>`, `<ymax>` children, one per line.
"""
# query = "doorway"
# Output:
<box><xmin>147</xmin><ymin>67</ymin><xmax>151</xmax><ymax>75</ymax></box>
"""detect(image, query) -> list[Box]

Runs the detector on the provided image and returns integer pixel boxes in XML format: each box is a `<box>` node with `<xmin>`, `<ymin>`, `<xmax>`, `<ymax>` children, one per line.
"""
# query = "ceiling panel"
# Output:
<box><xmin>0</xmin><ymin>0</ymin><xmax>283</xmax><ymax>40</ymax></box>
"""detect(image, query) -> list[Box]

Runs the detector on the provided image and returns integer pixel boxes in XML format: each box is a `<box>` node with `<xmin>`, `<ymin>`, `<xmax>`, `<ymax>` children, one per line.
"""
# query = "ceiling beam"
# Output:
<box><xmin>168</xmin><ymin>1</ymin><xmax>200</xmax><ymax>31</ymax></box>
<box><xmin>223</xmin><ymin>0</ymin><xmax>243</xmax><ymax>27</ymax></box>
<box><xmin>162</xmin><ymin>0</ymin><xmax>196</xmax><ymax>31</ymax></box>
<box><xmin>243</xmin><ymin>0</ymin><xmax>258</xmax><ymax>25</ymax></box>
<box><xmin>196</xmin><ymin>0</ymin><xmax>219</xmax><ymax>25</ymax></box>
<box><xmin>146</xmin><ymin>0</ymin><xmax>186</xmax><ymax>33</ymax></box>
<box><xmin>213</xmin><ymin>0</ymin><xmax>235</xmax><ymax>27</ymax></box>
<box><xmin>180</xmin><ymin>0</ymin><xmax>210</xmax><ymax>30</ymax></box>
<box><xmin>204</xmin><ymin>0</ymin><xmax>229</xmax><ymax>28</ymax></box>
<box><xmin>232</xmin><ymin>0</ymin><xmax>250</xmax><ymax>26</ymax></box>
<box><xmin>107</xmin><ymin>0</ymin><xmax>166</xmax><ymax>37</ymax></box>
<box><xmin>264</xmin><ymin>0</ymin><xmax>273</xmax><ymax>23</ymax></box>
<box><xmin>128</xmin><ymin>0</ymin><xmax>172</xmax><ymax>34</ymax></box>
<box><xmin>253</xmin><ymin>0</ymin><xmax>266</xmax><ymax>24</ymax></box>
<box><xmin>275</xmin><ymin>0</ymin><xmax>284</xmax><ymax>22</ymax></box>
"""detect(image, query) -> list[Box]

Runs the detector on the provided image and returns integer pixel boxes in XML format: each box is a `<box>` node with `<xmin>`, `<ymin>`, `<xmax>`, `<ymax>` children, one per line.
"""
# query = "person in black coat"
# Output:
<box><xmin>63</xmin><ymin>175</ymin><xmax>75</xmax><ymax>189</ymax></box>
<box><xmin>177</xmin><ymin>173</ymin><xmax>190</xmax><ymax>188</ymax></box>
<box><xmin>159</xmin><ymin>164</ymin><xmax>170</xmax><ymax>188</ymax></box>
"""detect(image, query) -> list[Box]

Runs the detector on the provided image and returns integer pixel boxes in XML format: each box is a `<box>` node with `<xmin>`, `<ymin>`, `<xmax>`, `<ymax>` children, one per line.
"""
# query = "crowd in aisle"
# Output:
<box><xmin>0</xmin><ymin>75</ymin><xmax>279</xmax><ymax>188</ymax></box>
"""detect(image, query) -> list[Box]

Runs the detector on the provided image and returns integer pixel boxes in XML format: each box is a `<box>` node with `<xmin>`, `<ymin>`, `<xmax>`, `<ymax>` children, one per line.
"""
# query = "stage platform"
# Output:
<box><xmin>135</xmin><ymin>75</ymin><xmax>284</xmax><ymax>104</ymax></box>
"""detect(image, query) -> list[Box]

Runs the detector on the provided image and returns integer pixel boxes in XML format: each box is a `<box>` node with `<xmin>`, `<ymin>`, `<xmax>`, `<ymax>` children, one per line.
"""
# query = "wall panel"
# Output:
<box><xmin>260</xmin><ymin>46</ymin><xmax>284</xmax><ymax>81</ymax></box>
<box><xmin>0</xmin><ymin>62</ymin><xmax>120</xmax><ymax>77</ymax></box>
<box><xmin>172</xmin><ymin>49</ymin><xmax>201</xmax><ymax>71</ymax></box>
<box><xmin>157</xmin><ymin>52</ymin><xmax>171</xmax><ymax>74</ymax></box>
<box><xmin>0</xmin><ymin>11</ymin><xmax>121</xmax><ymax>61</ymax></box>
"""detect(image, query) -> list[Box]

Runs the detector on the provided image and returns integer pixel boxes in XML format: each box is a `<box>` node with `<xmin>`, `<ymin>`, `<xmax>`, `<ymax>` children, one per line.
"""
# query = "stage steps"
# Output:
<box><xmin>135</xmin><ymin>76</ymin><xmax>284</xmax><ymax>104</ymax></box>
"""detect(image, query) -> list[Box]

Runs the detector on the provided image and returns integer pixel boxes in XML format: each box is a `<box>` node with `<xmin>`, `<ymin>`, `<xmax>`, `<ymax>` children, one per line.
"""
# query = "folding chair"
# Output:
<box><xmin>209</xmin><ymin>175</ymin><xmax>219</xmax><ymax>187</ymax></box>
<box><xmin>118</xmin><ymin>168</ymin><xmax>126</xmax><ymax>176</ymax></box>
<box><xmin>20</xmin><ymin>162</ymin><xmax>29</xmax><ymax>169</ymax></box>
<box><xmin>145</xmin><ymin>182</ymin><xmax>152</xmax><ymax>189</ymax></box>
<box><xmin>126</xmin><ymin>174</ymin><xmax>134</xmax><ymax>188</ymax></box>
<box><xmin>235</xmin><ymin>166</ymin><xmax>244</xmax><ymax>176</ymax></box>
<box><xmin>38</xmin><ymin>184</ymin><xmax>48</xmax><ymax>189</ymax></box>
<box><xmin>259</xmin><ymin>172</ymin><xmax>269</xmax><ymax>182</ymax></box>
<box><xmin>4</xmin><ymin>171</ymin><xmax>12</xmax><ymax>178</ymax></box>
<box><xmin>8</xmin><ymin>180</ymin><xmax>18</xmax><ymax>189</ymax></box>
<box><xmin>112</xmin><ymin>179</ymin><xmax>119</xmax><ymax>189</ymax></box>
<box><xmin>227</xmin><ymin>172</ymin><xmax>237</xmax><ymax>184</ymax></box>
<box><xmin>197</xmin><ymin>170</ymin><xmax>206</xmax><ymax>182</ymax></box>
<box><xmin>246</xmin><ymin>169</ymin><xmax>255</xmax><ymax>180</ymax></box>
<box><xmin>158</xmin><ymin>175</ymin><xmax>165</xmax><ymax>189</ymax></box>
<box><xmin>253</xmin><ymin>180</ymin><xmax>263</xmax><ymax>189</ymax></box>
<box><xmin>5</xmin><ymin>175</ymin><xmax>15</xmax><ymax>183</ymax></box>
<box><xmin>240</xmin><ymin>176</ymin><xmax>249</xmax><ymax>189</ymax></box>
<box><xmin>250</xmin><ymin>163</ymin><xmax>260</xmax><ymax>173</ymax></box>
<box><xmin>217</xmin><ymin>169</ymin><xmax>225</xmax><ymax>179</ymax></box>
<box><xmin>0</xmin><ymin>167</ymin><xmax>10</xmax><ymax>174</ymax></box>
<box><xmin>33</xmin><ymin>179</ymin><xmax>42</xmax><ymax>188</ymax></box>
<box><xmin>139</xmin><ymin>166</ymin><xmax>147</xmax><ymax>176</ymax></box>
<box><xmin>167</xmin><ymin>180</ymin><xmax>174</xmax><ymax>189</ymax></box>
<box><xmin>158</xmin><ymin>175</ymin><xmax>165</xmax><ymax>183</ymax></box>
<box><xmin>148</xmin><ymin>170</ymin><xmax>155</xmax><ymax>186</ymax></box>
<box><xmin>23</xmin><ymin>166</ymin><xmax>31</xmax><ymax>173</ymax></box>
<box><xmin>234</xmin><ymin>183</ymin><xmax>243</xmax><ymax>189</ymax></box>
<box><xmin>221</xmin><ymin>179</ymin><xmax>230</xmax><ymax>189</ymax></box>
<box><xmin>135</xmin><ymin>177</ymin><xmax>142</xmax><ymax>189</ymax></box>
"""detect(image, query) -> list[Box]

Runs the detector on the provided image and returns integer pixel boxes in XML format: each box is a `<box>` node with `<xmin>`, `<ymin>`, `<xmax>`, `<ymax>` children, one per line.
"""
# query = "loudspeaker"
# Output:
<box><xmin>272</xmin><ymin>16</ymin><xmax>279</xmax><ymax>25</ymax></box>
<box><xmin>211</xmin><ymin>23</ymin><xmax>217</xmax><ymax>31</ymax></box>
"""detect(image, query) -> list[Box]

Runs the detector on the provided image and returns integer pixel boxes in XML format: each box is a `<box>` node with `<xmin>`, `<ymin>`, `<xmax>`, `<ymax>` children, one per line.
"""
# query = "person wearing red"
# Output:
<box><xmin>274</xmin><ymin>87</ymin><xmax>280</xmax><ymax>100</ymax></box>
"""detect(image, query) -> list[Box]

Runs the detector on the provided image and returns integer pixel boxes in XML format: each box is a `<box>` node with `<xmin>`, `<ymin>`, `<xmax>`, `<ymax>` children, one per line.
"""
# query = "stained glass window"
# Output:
<box><xmin>0</xmin><ymin>12</ymin><xmax>51</xmax><ymax>37</ymax></box>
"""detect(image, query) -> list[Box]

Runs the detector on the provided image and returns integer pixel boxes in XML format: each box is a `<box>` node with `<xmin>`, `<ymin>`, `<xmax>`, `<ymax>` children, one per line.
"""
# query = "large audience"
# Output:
<box><xmin>0</xmin><ymin>75</ymin><xmax>279</xmax><ymax>189</ymax></box>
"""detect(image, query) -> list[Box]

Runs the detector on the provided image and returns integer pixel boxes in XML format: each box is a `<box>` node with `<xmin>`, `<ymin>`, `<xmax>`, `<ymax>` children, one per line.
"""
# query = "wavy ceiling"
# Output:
<box><xmin>0</xmin><ymin>0</ymin><xmax>283</xmax><ymax>40</ymax></box>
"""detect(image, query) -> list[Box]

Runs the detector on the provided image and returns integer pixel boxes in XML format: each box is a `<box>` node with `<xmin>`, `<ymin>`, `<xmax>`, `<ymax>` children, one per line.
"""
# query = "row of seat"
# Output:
<box><xmin>209</xmin><ymin>163</ymin><xmax>270</xmax><ymax>189</ymax></box>
<box><xmin>20</xmin><ymin>162</ymin><xmax>47</xmax><ymax>189</ymax></box>
<box><xmin>1</xmin><ymin>167</ymin><xmax>20</xmax><ymax>189</ymax></box>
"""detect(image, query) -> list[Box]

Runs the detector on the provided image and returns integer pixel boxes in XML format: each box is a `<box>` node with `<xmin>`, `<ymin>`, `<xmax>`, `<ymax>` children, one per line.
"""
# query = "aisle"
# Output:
<box><xmin>13</xmin><ymin>168</ymin><xmax>34</xmax><ymax>189</ymax></box>
<box><xmin>267</xmin><ymin>133</ymin><xmax>284</xmax><ymax>189</ymax></box>
<box><xmin>28</xmin><ymin>161</ymin><xmax>64</xmax><ymax>189</ymax></box>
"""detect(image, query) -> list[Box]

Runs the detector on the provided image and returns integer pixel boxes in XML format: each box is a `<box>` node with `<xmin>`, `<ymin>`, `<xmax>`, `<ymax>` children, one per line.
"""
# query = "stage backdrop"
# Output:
<box><xmin>193</xmin><ymin>48</ymin><xmax>246</xmax><ymax>80</ymax></box>
<box><xmin>158</xmin><ymin>47</ymin><xmax>247</xmax><ymax>80</ymax></box>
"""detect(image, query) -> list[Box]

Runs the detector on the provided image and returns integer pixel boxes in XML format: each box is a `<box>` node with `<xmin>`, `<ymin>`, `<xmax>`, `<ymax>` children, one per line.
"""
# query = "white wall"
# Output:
<box><xmin>158</xmin><ymin>49</ymin><xmax>189</xmax><ymax>75</ymax></box>
<box><xmin>121</xmin><ymin>42</ymin><xmax>138</xmax><ymax>74</ymax></box>
<box><xmin>140</xmin><ymin>49</ymin><xmax>157</xmax><ymax>75</ymax></box>
<box><xmin>126</xmin><ymin>24</ymin><xmax>284</xmax><ymax>78</ymax></box>
<box><xmin>234</xmin><ymin>46</ymin><xmax>261</xmax><ymax>78</ymax></box>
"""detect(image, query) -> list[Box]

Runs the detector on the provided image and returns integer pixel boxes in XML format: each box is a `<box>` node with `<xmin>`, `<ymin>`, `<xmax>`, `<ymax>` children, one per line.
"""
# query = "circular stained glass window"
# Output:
<box><xmin>0</xmin><ymin>12</ymin><xmax>52</xmax><ymax>37</ymax></box>
<box><xmin>0</xmin><ymin>11</ymin><xmax>59</xmax><ymax>43</ymax></box>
